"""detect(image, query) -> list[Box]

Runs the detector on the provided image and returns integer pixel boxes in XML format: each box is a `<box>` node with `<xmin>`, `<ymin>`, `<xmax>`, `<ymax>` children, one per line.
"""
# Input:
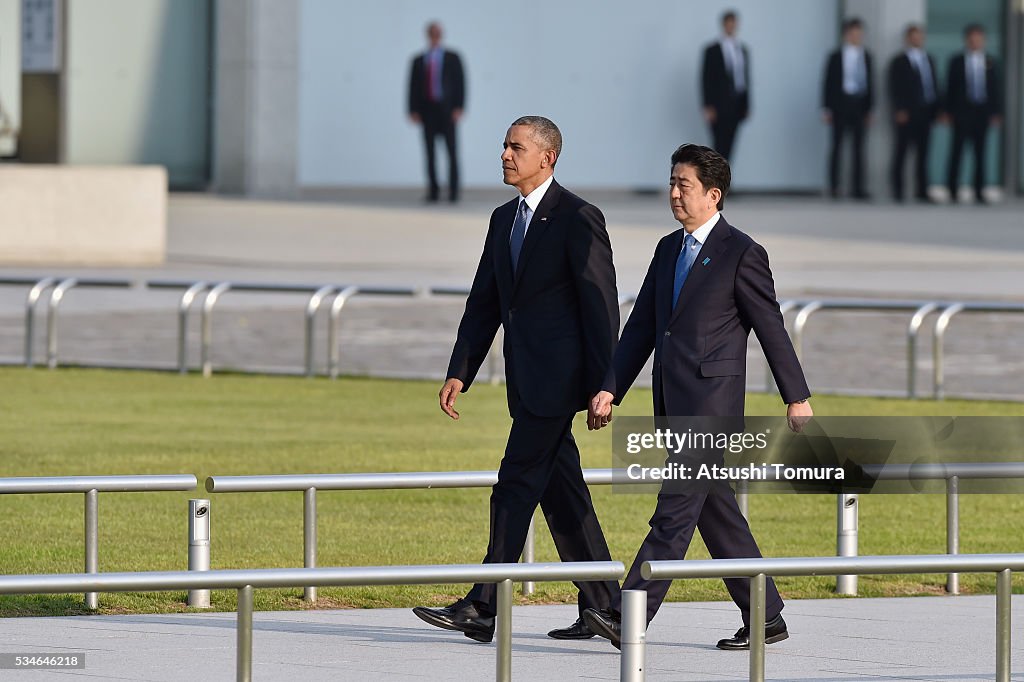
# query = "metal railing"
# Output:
<box><xmin>790</xmin><ymin>299</ymin><xmax>942</xmax><ymax>399</ymax></box>
<box><xmin>206</xmin><ymin>469</ymin><xmax>618</xmax><ymax>601</ymax></box>
<box><xmin>640</xmin><ymin>553</ymin><xmax>1023</xmax><ymax>682</ymax></box>
<box><xmin>20</xmin><ymin>277</ymin><xmax>136</xmax><ymax>369</ymax></box>
<box><xmin>0</xmin><ymin>561</ymin><xmax>625</xmax><ymax>682</ymax></box>
<box><xmin>933</xmin><ymin>302</ymin><xmax>1024</xmax><ymax>399</ymax></box>
<box><xmin>0</xmin><ymin>475</ymin><xmax>198</xmax><ymax>608</ymax></box>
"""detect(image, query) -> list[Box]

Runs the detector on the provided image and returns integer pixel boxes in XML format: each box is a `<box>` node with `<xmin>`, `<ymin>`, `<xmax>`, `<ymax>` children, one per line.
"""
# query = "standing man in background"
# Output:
<box><xmin>408</xmin><ymin>22</ymin><xmax>465</xmax><ymax>203</ymax></box>
<box><xmin>822</xmin><ymin>18</ymin><xmax>874</xmax><ymax>200</ymax></box>
<box><xmin>413</xmin><ymin>116</ymin><xmax>621</xmax><ymax>644</ymax></box>
<box><xmin>888</xmin><ymin>24</ymin><xmax>939</xmax><ymax>203</ymax></box>
<box><xmin>946</xmin><ymin>24</ymin><xmax>1001</xmax><ymax>205</ymax></box>
<box><xmin>701</xmin><ymin>10</ymin><xmax>750</xmax><ymax>162</ymax></box>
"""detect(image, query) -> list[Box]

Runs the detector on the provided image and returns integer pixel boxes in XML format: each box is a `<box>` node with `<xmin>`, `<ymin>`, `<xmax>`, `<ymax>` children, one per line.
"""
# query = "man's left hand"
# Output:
<box><xmin>786</xmin><ymin>400</ymin><xmax>813</xmax><ymax>433</ymax></box>
<box><xmin>452</xmin><ymin>108</ymin><xmax>463</xmax><ymax>123</ymax></box>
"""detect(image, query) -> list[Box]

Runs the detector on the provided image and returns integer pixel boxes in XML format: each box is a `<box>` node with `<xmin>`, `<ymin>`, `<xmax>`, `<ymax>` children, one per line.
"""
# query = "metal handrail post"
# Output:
<box><xmin>947</xmin><ymin>476</ymin><xmax>960</xmax><ymax>595</ymax></box>
<box><xmin>996</xmin><ymin>569</ymin><xmax>1011</xmax><ymax>682</ymax></box>
<box><xmin>933</xmin><ymin>303</ymin><xmax>965</xmax><ymax>400</ymax></box>
<box><xmin>620</xmin><ymin>589</ymin><xmax>647</xmax><ymax>682</ymax></box>
<box><xmin>84</xmin><ymin>489</ymin><xmax>98</xmax><ymax>609</ymax></box>
<box><xmin>496</xmin><ymin>578</ymin><xmax>513</xmax><ymax>682</ymax></box>
<box><xmin>304</xmin><ymin>488</ymin><xmax>317</xmax><ymax>603</ymax></box>
<box><xmin>46</xmin><ymin>278</ymin><xmax>79</xmax><ymax>369</ymax></box>
<box><xmin>749</xmin><ymin>572</ymin><xmax>766</xmax><ymax>682</ymax></box>
<box><xmin>906</xmin><ymin>302</ymin><xmax>940</xmax><ymax>399</ymax></box>
<box><xmin>201</xmin><ymin>283</ymin><xmax>232</xmax><ymax>378</ymax></box>
<box><xmin>736</xmin><ymin>479</ymin><xmax>749</xmax><ymax>521</ymax></box>
<box><xmin>790</xmin><ymin>301</ymin><xmax>822</xmax><ymax>362</ymax></box>
<box><xmin>237</xmin><ymin>584</ymin><xmax>254</xmax><ymax>682</ymax></box>
<box><xmin>327</xmin><ymin>286</ymin><xmax>360</xmax><ymax>379</ymax></box>
<box><xmin>304</xmin><ymin>286</ymin><xmax>338</xmax><ymax>377</ymax></box>
<box><xmin>487</xmin><ymin>331</ymin><xmax>502</xmax><ymax>385</ymax></box>
<box><xmin>177</xmin><ymin>282</ymin><xmax>210</xmax><ymax>374</ymax></box>
<box><xmin>522</xmin><ymin>516</ymin><xmax>535</xmax><ymax>595</ymax></box>
<box><xmin>836</xmin><ymin>493</ymin><xmax>858</xmax><ymax>595</ymax></box>
<box><xmin>24</xmin><ymin>277</ymin><xmax>57</xmax><ymax>367</ymax></box>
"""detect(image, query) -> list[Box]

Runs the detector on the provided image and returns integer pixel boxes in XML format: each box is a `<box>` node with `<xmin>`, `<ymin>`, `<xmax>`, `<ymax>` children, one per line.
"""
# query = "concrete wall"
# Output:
<box><xmin>212</xmin><ymin>0</ymin><xmax>299</xmax><ymax>196</ymax></box>
<box><xmin>0</xmin><ymin>166</ymin><xmax>167</xmax><ymax>265</ymax></box>
<box><xmin>297</xmin><ymin>0</ymin><xmax>840</xmax><ymax>191</ymax></box>
<box><xmin>63</xmin><ymin>0</ymin><xmax>210</xmax><ymax>187</ymax></box>
<box><xmin>0</xmin><ymin>0</ymin><xmax>20</xmax><ymax>157</ymax></box>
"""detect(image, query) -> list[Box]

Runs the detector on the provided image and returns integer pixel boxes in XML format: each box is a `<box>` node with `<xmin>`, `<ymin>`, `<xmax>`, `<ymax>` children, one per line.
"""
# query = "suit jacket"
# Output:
<box><xmin>408</xmin><ymin>49</ymin><xmax>465</xmax><ymax>116</ymax></box>
<box><xmin>447</xmin><ymin>180</ymin><xmax>619</xmax><ymax>418</ymax></box>
<box><xmin>945</xmin><ymin>52</ymin><xmax>1001</xmax><ymax>119</ymax></box>
<box><xmin>702</xmin><ymin>42</ymin><xmax>750</xmax><ymax>119</ymax></box>
<box><xmin>888</xmin><ymin>52</ymin><xmax>939</xmax><ymax>118</ymax></box>
<box><xmin>603</xmin><ymin>216</ymin><xmax>808</xmax><ymax>417</ymax></box>
<box><xmin>823</xmin><ymin>48</ymin><xmax>874</xmax><ymax>115</ymax></box>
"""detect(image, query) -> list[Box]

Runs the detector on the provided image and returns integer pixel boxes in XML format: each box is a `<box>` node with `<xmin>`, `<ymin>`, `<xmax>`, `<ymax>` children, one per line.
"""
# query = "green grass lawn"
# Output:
<box><xmin>0</xmin><ymin>367</ymin><xmax>1021</xmax><ymax>616</ymax></box>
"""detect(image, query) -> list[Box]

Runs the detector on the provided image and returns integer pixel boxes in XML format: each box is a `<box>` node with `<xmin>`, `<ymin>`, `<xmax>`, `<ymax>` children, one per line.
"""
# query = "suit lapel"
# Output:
<box><xmin>669</xmin><ymin>217</ymin><xmax>733</xmax><ymax>323</ymax></box>
<box><xmin>493</xmin><ymin>199</ymin><xmax>517</xmax><ymax>297</ymax></box>
<box><xmin>512</xmin><ymin>179</ymin><xmax>560</xmax><ymax>290</ymax></box>
<box><xmin>658</xmin><ymin>229</ymin><xmax>685</xmax><ymax>320</ymax></box>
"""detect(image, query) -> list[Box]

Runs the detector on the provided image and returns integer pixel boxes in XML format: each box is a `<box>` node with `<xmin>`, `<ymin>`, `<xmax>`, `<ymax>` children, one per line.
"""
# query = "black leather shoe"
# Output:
<box><xmin>413</xmin><ymin>600</ymin><xmax>495</xmax><ymax>643</ymax></box>
<box><xmin>716</xmin><ymin>614</ymin><xmax>788</xmax><ymax>650</ymax></box>
<box><xmin>582</xmin><ymin>608</ymin><xmax>621</xmax><ymax>650</ymax></box>
<box><xmin>547</xmin><ymin>616</ymin><xmax>595</xmax><ymax>640</ymax></box>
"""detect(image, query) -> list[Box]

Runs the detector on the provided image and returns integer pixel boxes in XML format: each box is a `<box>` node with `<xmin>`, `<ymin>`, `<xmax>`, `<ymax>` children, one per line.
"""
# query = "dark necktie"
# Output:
<box><xmin>673</xmin><ymin>233</ymin><xmax>699</xmax><ymax>307</ymax></box>
<box><xmin>510</xmin><ymin>200</ymin><xmax>529</xmax><ymax>272</ymax></box>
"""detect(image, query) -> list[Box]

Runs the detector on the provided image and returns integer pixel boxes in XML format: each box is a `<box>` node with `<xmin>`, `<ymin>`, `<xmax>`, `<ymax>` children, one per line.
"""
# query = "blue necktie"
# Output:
<box><xmin>510</xmin><ymin>200</ymin><xmax>529</xmax><ymax>272</ymax></box>
<box><xmin>673</xmin><ymin>233</ymin><xmax>699</xmax><ymax>307</ymax></box>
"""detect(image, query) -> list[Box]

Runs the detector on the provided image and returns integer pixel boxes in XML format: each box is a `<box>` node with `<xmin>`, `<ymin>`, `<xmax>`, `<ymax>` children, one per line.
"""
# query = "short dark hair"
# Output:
<box><xmin>510</xmin><ymin>115</ymin><xmax>563</xmax><ymax>166</ymax></box>
<box><xmin>964</xmin><ymin>23</ymin><xmax>985</xmax><ymax>38</ymax></box>
<box><xmin>905</xmin><ymin>23</ymin><xmax>922</xmax><ymax>38</ymax></box>
<box><xmin>670</xmin><ymin>144</ymin><xmax>731</xmax><ymax>210</ymax></box>
<box><xmin>721</xmin><ymin>10</ymin><xmax>737</xmax><ymax>24</ymax></box>
<box><xmin>843</xmin><ymin>17</ymin><xmax>863</xmax><ymax>33</ymax></box>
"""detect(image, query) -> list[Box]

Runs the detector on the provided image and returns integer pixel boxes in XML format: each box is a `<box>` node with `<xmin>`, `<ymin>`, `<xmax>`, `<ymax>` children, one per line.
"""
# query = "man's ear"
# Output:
<box><xmin>708</xmin><ymin>187</ymin><xmax>722</xmax><ymax>208</ymax></box>
<box><xmin>543</xmin><ymin>150</ymin><xmax>557</xmax><ymax>168</ymax></box>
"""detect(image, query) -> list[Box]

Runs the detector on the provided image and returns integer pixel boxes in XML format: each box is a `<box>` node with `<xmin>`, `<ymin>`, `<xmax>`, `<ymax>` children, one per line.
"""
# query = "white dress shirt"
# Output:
<box><xmin>720</xmin><ymin>37</ymin><xmax>746</xmax><ymax>92</ymax></box>
<box><xmin>682</xmin><ymin>211</ymin><xmax>721</xmax><ymax>255</ymax></box>
<box><xmin>967</xmin><ymin>50</ymin><xmax>986</xmax><ymax>103</ymax></box>
<box><xmin>842</xmin><ymin>44</ymin><xmax>867</xmax><ymax>95</ymax></box>
<box><xmin>512</xmin><ymin>174</ymin><xmax>554</xmax><ymax>241</ymax></box>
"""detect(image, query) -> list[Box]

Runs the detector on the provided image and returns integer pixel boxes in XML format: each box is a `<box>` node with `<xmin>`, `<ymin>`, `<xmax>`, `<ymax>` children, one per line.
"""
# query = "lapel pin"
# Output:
<box><xmin>540</xmin><ymin>217</ymin><xmax>548</xmax><ymax>222</ymax></box>
<box><xmin>702</xmin><ymin>257</ymin><xmax>711</xmax><ymax>266</ymax></box>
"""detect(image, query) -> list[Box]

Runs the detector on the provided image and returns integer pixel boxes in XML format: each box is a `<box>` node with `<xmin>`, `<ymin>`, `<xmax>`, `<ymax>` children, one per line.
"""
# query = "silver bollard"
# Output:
<box><xmin>946</xmin><ymin>476</ymin><xmax>960</xmax><ymax>595</ymax></box>
<box><xmin>836</xmin><ymin>493</ymin><xmax>858</xmax><ymax>595</ymax></box>
<box><xmin>749</xmin><ymin>573</ymin><xmax>767</xmax><ymax>682</ymax></box>
<box><xmin>188</xmin><ymin>499</ymin><xmax>211</xmax><ymax>608</ymax></box>
<box><xmin>84</xmin><ymin>489</ymin><xmax>99</xmax><ymax>610</ymax></box>
<box><xmin>495</xmin><ymin>578</ymin><xmax>513</xmax><ymax>682</ymax></box>
<box><xmin>521</xmin><ymin>516</ymin><xmax>535</xmax><ymax>596</ymax></box>
<box><xmin>620</xmin><ymin>589</ymin><xmax>647</xmax><ymax>681</ymax></box>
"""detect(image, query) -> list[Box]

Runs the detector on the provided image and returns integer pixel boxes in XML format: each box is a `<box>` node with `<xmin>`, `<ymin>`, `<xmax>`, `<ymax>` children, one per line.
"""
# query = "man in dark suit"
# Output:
<box><xmin>888</xmin><ymin>24</ymin><xmax>939</xmax><ymax>202</ymax></box>
<box><xmin>701</xmin><ymin>10</ymin><xmax>750</xmax><ymax>161</ymax></box>
<box><xmin>408</xmin><ymin>22</ymin><xmax>465</xmax><ymax>203</ymax></box>
<box><xmin>412</xmin><ymin>116</ymin><xmax>621</xmax><ymax>643</ymax></box>
<box><xmin>822</xmin><ymin>18</ymin><xmax>874</xmax><ymax>199</ymax></box>
<box><xmin>945</xmin><ymin>24</ymin><xmax>1002</xmax><ymax>204</ymax></box>
<box><xmin>582</xmin><ymin>144</ymin><xmax>812</xmax><ymax>651</ymax></box>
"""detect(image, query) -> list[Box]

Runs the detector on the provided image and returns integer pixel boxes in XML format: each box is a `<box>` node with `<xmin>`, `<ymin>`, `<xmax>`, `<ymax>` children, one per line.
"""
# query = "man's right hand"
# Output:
<box><xmin>439</xmin><ymin>378</ymin><xmax>464</xmax><ymax>420</ymax></box>
<box><xmin>894</xmin><ymin>110</ymin><xmax>909</xmax><ymax>125</ymax></box>
<box><xmin>588</xmin><ymin>391</ymin><xmax>615</xmax><ymax>431</ymax></box>
<box><xmin>409</xmin><ymin>113</ymin><xmax>421</xmax><ymax>124</ymax></box>
<box><xmin>703</xmin><ymin>106</ymin><xmax>717</xmax><ymax>123</ymax></box>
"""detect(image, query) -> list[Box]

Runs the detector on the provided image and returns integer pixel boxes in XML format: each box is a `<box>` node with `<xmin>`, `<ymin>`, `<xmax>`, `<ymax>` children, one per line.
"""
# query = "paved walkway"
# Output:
<box><xmin>1</xmin><ymin>193</ymin><xmax>1022</xmax><ymax>399</ymax></box>
<box><xmin>0</xmin><ymin>596</ymin><xmax>1020</xmax><ymax>680</ymax></box>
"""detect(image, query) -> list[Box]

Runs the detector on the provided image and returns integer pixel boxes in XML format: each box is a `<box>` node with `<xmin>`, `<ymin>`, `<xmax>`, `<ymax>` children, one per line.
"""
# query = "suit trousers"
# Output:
<box><xmin>710</xmin><ymin>112</ymin><xmax>743</xmax><ymax>161</ymax></box>
<box><xmin>466</xmin><ymin>403</ymin><xmax>619</xmax><ymax>616</ymax></box>
<box><xmin>421</xmin><ymin>103</ymin><xmax>459</xmax><ymax>201</ymax></box>
<box><xmin>891</xmin><ymin>114</ymin><xmax>933</xmax><ymax>200</ymax></box>
<box><xmin>614</xmin><ymin>483</ymin><xmax>785</xmax><ymax>626</ymax></box>
<box><xmin>947</xmin><ymin>107</ymin><xmax>990</xmax><ymax>201</ymax></box>
<box><xmin>829</xmin><ymin>96</ymin><xmax>869</xmax><ymax>196</ymax></box>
